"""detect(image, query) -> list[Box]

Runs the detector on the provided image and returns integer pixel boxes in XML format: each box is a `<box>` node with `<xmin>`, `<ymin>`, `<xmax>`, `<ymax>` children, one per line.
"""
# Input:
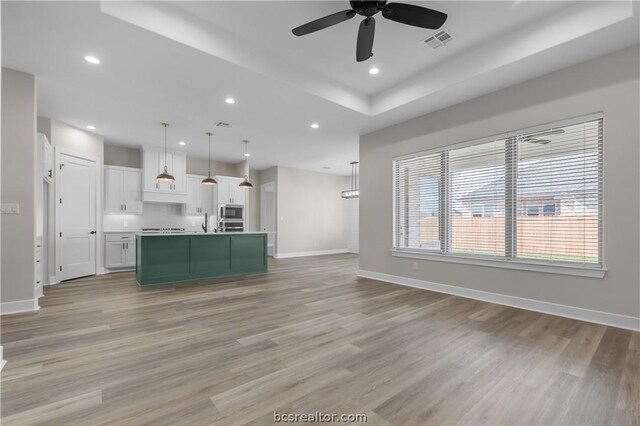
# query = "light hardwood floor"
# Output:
<box><xmin>1</xmin><ymin>254</ymin><xmax>638</xmax><ymax>425</ymax></box>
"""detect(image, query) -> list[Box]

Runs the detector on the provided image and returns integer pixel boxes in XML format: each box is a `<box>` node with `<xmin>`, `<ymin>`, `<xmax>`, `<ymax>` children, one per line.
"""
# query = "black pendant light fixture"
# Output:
<box><xmin>201</xmin><ymin>132</ymin><xmax>217</xmax><ymax>186</ymax></box>
<box><xmin>239</xmin><ymin>140</ymin><xmax>253</xmax><ymax>189</ymax></box>
<box><xmin>156</xmin><ymin>122</ymin><xmax>175</xmax><ymax>182</ymax></box>
<box><xmin>342</xmin><ymin>161</ymin><xmax>359</xmax><ymax>199</ymax></box>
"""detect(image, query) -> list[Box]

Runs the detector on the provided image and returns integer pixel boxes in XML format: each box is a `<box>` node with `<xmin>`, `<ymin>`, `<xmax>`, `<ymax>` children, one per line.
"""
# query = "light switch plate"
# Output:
<box><xmin>0</xmin><ymin>203</ymin><xmax>19</xmax><ymax>214</ymax></box>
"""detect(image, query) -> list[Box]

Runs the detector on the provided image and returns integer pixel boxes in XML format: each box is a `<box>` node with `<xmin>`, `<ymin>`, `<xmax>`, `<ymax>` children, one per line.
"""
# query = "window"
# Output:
<box><xmin>393</xmin><ymin>114</ymin><xmax>603</xmax><ymax>269</ymax></box>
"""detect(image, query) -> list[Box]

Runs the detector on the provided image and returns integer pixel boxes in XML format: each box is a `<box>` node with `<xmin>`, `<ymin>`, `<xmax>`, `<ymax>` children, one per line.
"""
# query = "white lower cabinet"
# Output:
<box><xmin>105</xmin><ymin>233</ymin><xmax>136</xmax><ymax>268</ymax></box>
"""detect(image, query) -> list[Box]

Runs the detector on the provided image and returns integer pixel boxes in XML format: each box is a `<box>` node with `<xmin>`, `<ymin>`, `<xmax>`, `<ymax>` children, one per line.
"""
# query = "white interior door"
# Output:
<box><xmin>260</xmin><ymin>182</ymin><xmax>276</xmax><ymax>256</ymax></box>
<box><xmin>58</xmin><ymin>152</ymin><xmax>97</xmax><ymax>280</ymax></box>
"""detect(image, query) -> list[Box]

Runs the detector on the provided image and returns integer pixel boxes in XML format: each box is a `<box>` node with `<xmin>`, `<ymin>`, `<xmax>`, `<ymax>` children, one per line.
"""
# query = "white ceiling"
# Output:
<box><xmin>2</xmin><ymin>1</ymin><xmax>638</xmax><ymax>175</ymax></box>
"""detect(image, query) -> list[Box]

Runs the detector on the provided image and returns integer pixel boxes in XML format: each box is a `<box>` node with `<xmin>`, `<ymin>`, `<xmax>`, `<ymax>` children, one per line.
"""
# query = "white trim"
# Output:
<box><xmin>391</xmin><ymin>249</ymin><xmax>606</xmax><ymax>278</ymax></box>
<box><xmin>357</xmin><ymin>270</ymin><xmax>640</xmax><ymax>332</ymax></box>
<box><xmin>0</xmin><ymin>298</ymin><xmax>40</xmax><ymax>315</ymax></box>
<box><xmin>102</xmin><ymin>267</ymin><xmax>135</xmax><ymax>274</ymax></box>
<box><xmin>275</xmin><ymin>249</ymin><xmax>349</xmax><ymax>259</ymax></box>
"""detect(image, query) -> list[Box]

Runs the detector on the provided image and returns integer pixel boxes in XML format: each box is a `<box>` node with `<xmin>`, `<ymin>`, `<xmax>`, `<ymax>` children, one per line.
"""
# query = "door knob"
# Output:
<box><xmin>90</xmin><ymin>231</ymin><xmax>96</xmax><ymax>234</ymax></box>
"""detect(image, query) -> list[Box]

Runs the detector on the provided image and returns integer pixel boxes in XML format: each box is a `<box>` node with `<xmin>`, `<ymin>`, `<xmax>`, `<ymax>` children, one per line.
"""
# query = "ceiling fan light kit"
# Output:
<box><xmin>292</xmin><ymin>0</ymin><xmax>447</xmax><ymax>62</ymax></box>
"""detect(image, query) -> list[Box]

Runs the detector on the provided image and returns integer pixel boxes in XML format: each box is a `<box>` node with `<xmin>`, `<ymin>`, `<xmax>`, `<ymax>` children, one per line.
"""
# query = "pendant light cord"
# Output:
<box><xmin>208</xmin><ymin>133</ymin><xmax>212</xmax><ymax>177</ymax></box>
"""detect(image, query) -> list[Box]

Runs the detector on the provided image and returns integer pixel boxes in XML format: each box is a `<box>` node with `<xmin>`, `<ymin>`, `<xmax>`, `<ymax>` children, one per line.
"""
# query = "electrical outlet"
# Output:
<box><xmin>0</xmin><ymin>203</ymin><xmax>19</xmax><ymax>214</ymax></box>
<box><xmin>412</xmin><ymin>262</ymin><xmax>418</xmax><ymax>271</ymax></box>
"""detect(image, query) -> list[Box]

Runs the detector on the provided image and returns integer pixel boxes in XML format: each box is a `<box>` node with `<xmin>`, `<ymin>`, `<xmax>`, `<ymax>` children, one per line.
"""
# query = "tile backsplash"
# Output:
<box><xmin>103</xmin><ymin>203</ymin><xmax>216</xmax><ymax>232</ymax></box>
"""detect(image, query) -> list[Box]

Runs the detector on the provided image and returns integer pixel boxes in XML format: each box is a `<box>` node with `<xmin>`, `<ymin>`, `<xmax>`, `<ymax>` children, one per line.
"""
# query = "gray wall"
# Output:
<box><xmin>360</xmin><ymin>46</ymin><xmax>640</xmax><ymax>319</ymax></box>
<box><xmin>104</xmin><ymin>144</ymin><xmax>140</xmax><ymax>168</ymax></box>
<box><xmin>276</xmin><ymin>166</ymin><xmax>350</xmax><ymax>255</ymax></box>
<box><xmin>186</xmin><ymin>156</ymin><xmax>238</xmax><ymax>177</ymax></box>
<box><xmin>1</xmin><ymin>68</ymin><xmax>36</xmax><ymax>305</ymax></box>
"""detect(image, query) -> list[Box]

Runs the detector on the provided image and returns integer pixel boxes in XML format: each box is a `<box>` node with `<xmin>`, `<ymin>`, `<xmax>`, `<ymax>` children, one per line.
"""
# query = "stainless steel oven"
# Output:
<box><xmin>220</xmin><ymin>221</ymin><xmax>244</xmax><ymax>233</ymax></box>
<box><xmin>219</xmin><ymin>204</ymin><xmax>244</xmax><ymax>221</ymax></box>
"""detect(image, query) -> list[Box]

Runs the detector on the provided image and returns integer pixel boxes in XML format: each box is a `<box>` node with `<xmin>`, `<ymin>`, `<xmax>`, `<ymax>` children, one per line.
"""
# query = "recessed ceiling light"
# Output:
<box><xmin>244</xmin><ymin>152</ymin><xmax>251</xmax><ymax>157</ymax></box>
<box><xmin>311</xmin><ymin>123</ymin><xmax>320</xmax><ymax>129</ymax></box>
<box><xmin>369</xmin><ymin>67</ymin><xmax>380</xmax><ymax>75</ymax></box>
<box><xmin>178</xmin><ymin>141</ymin><xmax>186</xmax><ymax>146</ymax></box>
<box><xmin>225</xmin><ymin>98</ymin><xmax>236</xmax><ymax>104</ymax></box>
<box><xmin>84</xmin><ymin>56</ymin><xmax>100</xmax><ymax>65</ymax></box>
<box><xmin>86</xmin><ymin>125</ymin><xmax>96</xmax><ymax>130</ymax></box>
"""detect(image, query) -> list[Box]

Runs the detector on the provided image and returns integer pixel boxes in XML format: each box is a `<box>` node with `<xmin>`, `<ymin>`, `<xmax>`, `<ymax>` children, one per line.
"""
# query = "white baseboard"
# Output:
<box><xmin>102</xmin><ymin>267</ymin><xmax>135</xmax><ymax>274</ymax></box>
<box><xmin>357</xmin><ymin>270</ymin><xmax>640</xmax><ymax>332</ymax></box>
<box><xmin>0</xmin><ymin>298</ymin><xmax>40</xmax><ymax>315</ymax></box>
<box><xmin>275</xmin><ymin>249</ymin><xmax>349</xmax><ymax>259</ymax></box>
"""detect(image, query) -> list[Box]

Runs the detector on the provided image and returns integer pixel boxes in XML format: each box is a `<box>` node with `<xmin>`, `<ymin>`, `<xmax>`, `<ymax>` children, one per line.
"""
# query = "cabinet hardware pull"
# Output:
<box><xmin>124</xmin><ymin>204</ymin><xmax>127</xmax><ymax>211</ymax></box>
<box><xmin>48</xmin><ymin>170</ymin><xmax>52</xmax><ymax>178</ymax></box>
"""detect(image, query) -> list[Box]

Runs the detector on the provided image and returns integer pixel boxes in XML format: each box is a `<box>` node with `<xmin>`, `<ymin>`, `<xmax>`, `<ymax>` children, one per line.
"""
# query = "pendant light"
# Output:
<box><xmin>201</xmin><ymin>132</ymin><xmax>217</xmax><ymax>186</ymax></box>
<box><xmin>156</xmin><ymin>122</ymin><xmax>175</xmax><ymax>182</ymax></box>
<box><xmin>341</xmin><ymin>161</ymin><xmax>359</xmax><ymax>199</ymax></box>
<box><xmin>239</xmin><ymin>140</ymin><xmax>253</xmax><ymax>189</ymax></box>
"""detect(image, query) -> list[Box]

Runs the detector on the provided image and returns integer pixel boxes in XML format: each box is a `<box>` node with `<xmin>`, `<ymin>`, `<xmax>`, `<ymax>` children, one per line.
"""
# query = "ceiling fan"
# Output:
<box><xmin>292</xmin><ymin>0</ymin><xmax>448</xmax><ymax>62</ymax></box>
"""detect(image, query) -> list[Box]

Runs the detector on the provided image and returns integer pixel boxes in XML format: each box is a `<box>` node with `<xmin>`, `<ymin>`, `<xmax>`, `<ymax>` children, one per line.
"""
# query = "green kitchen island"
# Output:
<box><xmin>135</xmin><ymin>232</ymin><xmax>267</xmax><ymax>286</ymax></box>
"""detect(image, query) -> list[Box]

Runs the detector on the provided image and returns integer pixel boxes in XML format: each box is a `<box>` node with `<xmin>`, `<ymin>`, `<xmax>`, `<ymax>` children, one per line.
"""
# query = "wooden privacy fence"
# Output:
<box><xmin>418</xmin><ymin>215</ymin><xmax>598</xmax><ymax>257</ymax></box>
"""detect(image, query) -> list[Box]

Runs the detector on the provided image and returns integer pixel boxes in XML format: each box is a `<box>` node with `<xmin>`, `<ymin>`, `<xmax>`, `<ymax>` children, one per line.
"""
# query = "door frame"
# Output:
<box><xmin>260</xmin><ymin>182</ymin><xmax>276</xmax><ymax>257</ymax></box>
<box><xmin>55</xmin><ymin>147</ymin><xmax>100</xmax><ymax>282</ymax></box>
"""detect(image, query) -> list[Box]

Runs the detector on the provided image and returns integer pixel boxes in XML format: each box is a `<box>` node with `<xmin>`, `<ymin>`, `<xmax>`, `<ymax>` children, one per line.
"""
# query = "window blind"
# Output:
<box><xmin>514</xmin><ymin>118</ymin><xmax>602</xmax><ymax>265</ymax></box>
<box><xmin>394</xmin><ymin>152</ymin><xmax>442</xmax><ymax>251</ymax></box>
<box><xmin>393</xmin><ymin>114</ymin><xmax>603</xmax><ymax>268</ymax></box>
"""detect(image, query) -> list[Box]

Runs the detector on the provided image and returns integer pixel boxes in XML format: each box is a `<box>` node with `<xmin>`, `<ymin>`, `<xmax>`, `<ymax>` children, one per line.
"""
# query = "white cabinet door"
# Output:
<box><xmin>217</xmin><ymin>178</ymin><xmax>231</xmax><ymax>204</ymax></box>
<box><xmin>202</xmin><ymin>184</ymin><xmax>215</xmax><ymax>216</ymax></box>
<box><xmin>122</xmin><ymin>170</ymin><xmax>142</xmax><ymax>214</ymax></box>
<box><xmin>105</xmin><ymin>168</ymin><xmax>124</xmax><ymax>213</ymax></box>
<box><xmin>171</xmin><ymin>154</ymin><xmax>187</xmax><ymax>193</ymax></box>
<box><xmin>143</xmin><ymin>149</ymin><xmax>160</xmax><ymax>192</ymax></box>
<box><xmin>184</xmin><ymin>175</ymin><xmax>203</xmax><ymax>215</ymax></box>
<box><xmin>106</xmin><ymin>242</ymin><xmax>125</xmax><ymax>268</ymax></box>
<box><xmin>125</xmin><ymin>241</ymin><xmax>136</xmax><ymax>267</ymax></box>
<box><xmin>231</xmin><ymin>183</ymin><xmax>246</xmax><ymax>206</ymax></box>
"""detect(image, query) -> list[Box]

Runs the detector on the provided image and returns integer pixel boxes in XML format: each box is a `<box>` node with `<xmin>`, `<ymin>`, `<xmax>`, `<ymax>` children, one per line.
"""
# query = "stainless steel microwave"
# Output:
<box><xmin>219</xmin><ymin>204</ymin><xmax>244</xmax><ymax>221</ymax></box>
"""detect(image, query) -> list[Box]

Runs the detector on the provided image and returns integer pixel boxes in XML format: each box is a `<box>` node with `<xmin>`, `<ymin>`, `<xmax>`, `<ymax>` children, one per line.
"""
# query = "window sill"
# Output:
<box><xmin>390</xmin><ymin>249</ymin><xmax>607</xmax><ymax>278</ymax></box>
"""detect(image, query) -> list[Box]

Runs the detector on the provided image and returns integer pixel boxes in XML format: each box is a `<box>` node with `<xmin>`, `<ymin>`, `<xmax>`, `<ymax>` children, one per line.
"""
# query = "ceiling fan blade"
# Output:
<box><xmin>382</xmin><ymin>3</ymin><xmax>447</xmax><ymax>29</ymax></box>
<box><xmin>292</xmin><ymin>10</ymin><xmax>356</xmax><ymax>36</ymax></box>
<box><xmin>356</xmin><ymin>17</ymin><xmax>375</xmax><ymax>62</ymax></box>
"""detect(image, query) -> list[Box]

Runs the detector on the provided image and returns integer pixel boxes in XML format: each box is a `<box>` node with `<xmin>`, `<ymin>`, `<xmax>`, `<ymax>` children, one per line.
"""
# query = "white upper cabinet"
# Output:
<box><xmin>105</xmin><ymin>166</ymin><xmax>143</xmax><ymax>214</ymax></box>
<box><xmin>215</xmin><ymin>176</ymin><xmax>246</xmax><ymax>205</ymax></box>
<box><xmin>141</xmin><ymin>146</ymin><xmax>187</xmax><ymax>203</ymax></box>
<box><xmin>184</xmin><ymin>175</ymin><xmax>216</xmax><ymax>216</ymax></box>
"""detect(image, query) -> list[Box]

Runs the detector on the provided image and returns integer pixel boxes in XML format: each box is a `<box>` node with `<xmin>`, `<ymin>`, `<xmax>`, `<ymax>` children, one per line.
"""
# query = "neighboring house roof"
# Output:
<box><xmin>458</xmin><ymin>152</ymin><xmax>598</xmax><ymax>202</ymax></box>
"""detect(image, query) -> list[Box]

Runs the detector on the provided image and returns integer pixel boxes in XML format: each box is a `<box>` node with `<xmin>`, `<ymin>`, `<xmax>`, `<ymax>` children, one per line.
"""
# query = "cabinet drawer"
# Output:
<box><xmin>105</xmin><ymin>233</ymin><xmax>136</xmax><ymax>242</ymax></box>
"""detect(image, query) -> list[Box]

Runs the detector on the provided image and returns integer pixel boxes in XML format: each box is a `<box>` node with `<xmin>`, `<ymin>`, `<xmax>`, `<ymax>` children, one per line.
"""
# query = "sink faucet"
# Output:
<box><xmin>202</xmin><ymin>212</ymin><xmax>208</xmax><ymax>233</ymax></box>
